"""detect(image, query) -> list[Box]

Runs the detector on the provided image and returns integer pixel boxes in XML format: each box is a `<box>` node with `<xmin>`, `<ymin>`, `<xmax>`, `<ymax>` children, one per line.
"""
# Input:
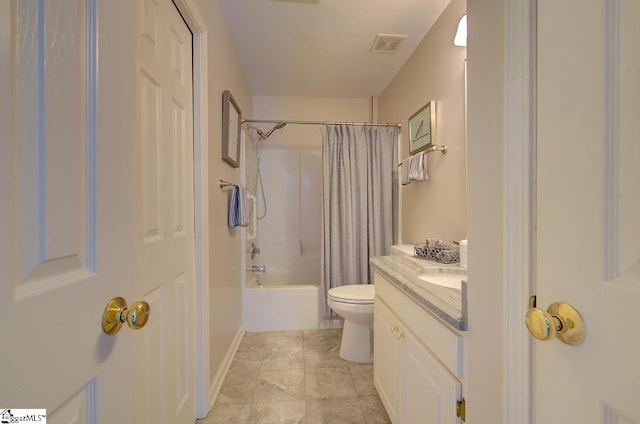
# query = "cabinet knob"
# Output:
<box><xmin>390</xmin><ymin>324</ymin><xmax>398</xmax><ymax>333</ymax></box>
<box><xmin>396</xmin><ymin>331</ymin><xmax>404</xmax><ymax>340</ymax></box>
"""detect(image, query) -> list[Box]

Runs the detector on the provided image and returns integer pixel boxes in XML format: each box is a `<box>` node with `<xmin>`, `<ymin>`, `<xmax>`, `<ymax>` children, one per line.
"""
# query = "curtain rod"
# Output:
<box><xmin>242</xmin><ymin>118</ymin><xmax>401</xmax><ymax>128</ymax></box>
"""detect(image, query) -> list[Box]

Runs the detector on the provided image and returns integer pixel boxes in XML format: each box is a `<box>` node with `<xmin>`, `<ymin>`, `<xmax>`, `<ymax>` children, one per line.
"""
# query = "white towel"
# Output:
<box><xmin>228</xmin><ymin>185</ymin><xmax>249</xmax><ymax>227</ymax></box>
<box><xmin>401</xmin><ymin>151</ymin><xmax>428</xmax><ymax>185</ymax></box>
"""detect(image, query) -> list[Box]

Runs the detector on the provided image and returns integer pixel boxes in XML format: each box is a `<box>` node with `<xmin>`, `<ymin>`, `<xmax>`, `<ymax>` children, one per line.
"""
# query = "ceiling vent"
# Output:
<box><xmin>370</xmin><ymin>33</ymin><xmax>408</xmax><ymax>54</ymax></box>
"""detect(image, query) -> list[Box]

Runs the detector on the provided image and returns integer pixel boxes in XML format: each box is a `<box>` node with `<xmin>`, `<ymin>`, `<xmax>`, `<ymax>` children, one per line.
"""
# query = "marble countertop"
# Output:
<box><xmin>370</xmin><ymin>255</ymin><xmax>468</xmax><ymax>331</ymax></box>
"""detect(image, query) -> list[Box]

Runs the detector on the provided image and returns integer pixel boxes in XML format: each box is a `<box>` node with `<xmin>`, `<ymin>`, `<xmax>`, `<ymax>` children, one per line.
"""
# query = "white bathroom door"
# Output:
<box><xmin>132</xmin><ymin>0</ymin><xmax>197</xmax><ymax>423</ymax></box>
<box><xmin>534</xmin><ymin>1</ymin><xmax>640</xmax><ymax>422</ymax></box>
<box><xmin>0</xmin><ymin>1</ymin><xmax>136</xmax><ymax>421</ymax></box>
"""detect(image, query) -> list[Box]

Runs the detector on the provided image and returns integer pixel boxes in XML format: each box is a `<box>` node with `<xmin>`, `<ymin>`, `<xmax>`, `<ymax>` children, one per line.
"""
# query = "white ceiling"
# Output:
<box><xmin>217</xmin><ymin>0</ymin><xmax>452</xmax><ymax>98</ymax></box>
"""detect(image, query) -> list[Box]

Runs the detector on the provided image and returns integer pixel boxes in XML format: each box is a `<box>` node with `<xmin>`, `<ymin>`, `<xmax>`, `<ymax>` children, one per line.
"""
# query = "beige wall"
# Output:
<box><xmin>252</xmin><ymin>95</ymin><xmax>372</xmax><ymax>149</ymax></box>
<box><xmin>466</xmin><ymin>0</ymin><xmax>505</xmax><ymax>422</ymax></box>
<box><xmin>378</xmin><ymin>0</ymin><xmax>467</xmax><ymax>243</ymax></box>
<box><xmin>192</xmin><ymin>0</ymin><xmax>254</xmax><ymax>392</ymax></box>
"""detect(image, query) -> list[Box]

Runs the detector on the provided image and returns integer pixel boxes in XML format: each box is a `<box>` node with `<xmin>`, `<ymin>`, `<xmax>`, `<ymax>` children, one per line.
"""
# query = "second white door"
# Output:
<box><xmin>133</xmin><ymin>1</ymin><xmax>196</xmax><ymax>423</ymax></box>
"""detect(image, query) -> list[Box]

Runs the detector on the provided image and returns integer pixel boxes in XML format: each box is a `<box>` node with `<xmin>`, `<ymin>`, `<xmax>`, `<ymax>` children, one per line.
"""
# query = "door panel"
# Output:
<box><xmin>404</xmin><ymin>333</ymin><xmax>460</xmax><ymax>424</ymax></box>
<box><xmin>47</xmin><ymin>386</ymin><xmax>94</xmax><ymax>424</ymax></box>
<box><xmin>535</xmin><ymin>0</ymin><xmax>640</xmax><ymax>422</ymax></box>
<box><xmin>14</xmin><ymin>0</ymin><xmax>91</xmax><ymax>289</ymax></box>
<box><xmin>373</xmin><ymin>297</ymin><xmax>400</xmax><ymax>423</ymax></box>
<box><xmin>602</xmin><ymin>1</ymin><xmax>640</xmax><ymax>415</ymax></box>
<box><xmin>0</xmin><ymin>0</ymin><xmax>134</xmax><ymax>420</ymax></box>
<box><xmin>618</xmin><ymin>0</ymin><xmax>640</xmax><ymax>275</ymax></box>
<box><xmin>133</xmin><ymin>0</ymin><xmax>196</xmax><ymax>423</ymax></box>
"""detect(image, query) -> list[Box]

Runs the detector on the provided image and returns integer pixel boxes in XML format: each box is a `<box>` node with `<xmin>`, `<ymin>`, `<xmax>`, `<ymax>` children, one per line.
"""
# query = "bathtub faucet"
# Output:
<box><xmin>250</xmin><ymin>242</ymin><xmax>260</xmax><ymax>260</ymax></box>
<box><xmin>249</xmin><ymin>265</ymin><xmax>266</xmax><ymax>273</ymax></box>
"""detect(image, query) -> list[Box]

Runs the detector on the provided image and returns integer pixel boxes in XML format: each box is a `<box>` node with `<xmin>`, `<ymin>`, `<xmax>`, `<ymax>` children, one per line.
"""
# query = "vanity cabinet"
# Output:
<box><xmin>374</xmin><ymin>272</ymin><xmax>463</xmax><ymax>424</ymax></box>
<box><xmin>374</xmin><ymin>297</ymin><xmax>404</xmax><ymax>422</ymax></box>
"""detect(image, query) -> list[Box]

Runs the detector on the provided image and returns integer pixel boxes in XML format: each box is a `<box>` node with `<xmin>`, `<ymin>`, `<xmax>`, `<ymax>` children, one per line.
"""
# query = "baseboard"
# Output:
<box><xmin>208</xmin><ymin>324</ymin><xmax>245</xmax><ymax>411</ymax></box>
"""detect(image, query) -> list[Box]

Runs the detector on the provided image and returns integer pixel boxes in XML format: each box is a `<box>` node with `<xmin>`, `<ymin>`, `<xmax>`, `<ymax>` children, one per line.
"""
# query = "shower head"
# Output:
<box><xmin>256</xmin><ymin>122</ymin><xmax>287</xmax><ymax>140</ymax></box>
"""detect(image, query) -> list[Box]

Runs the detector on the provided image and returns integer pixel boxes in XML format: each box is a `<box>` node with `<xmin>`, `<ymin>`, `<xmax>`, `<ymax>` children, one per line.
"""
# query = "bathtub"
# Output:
<box><xmin>242</xmin><ymin>274</ymin><xmax>341</xmax><ymax>331</ymax></box>
<box><xmin>251</xmin><ymin>266</ymin><xmax>317</xmax><ymax>286</ymax></box>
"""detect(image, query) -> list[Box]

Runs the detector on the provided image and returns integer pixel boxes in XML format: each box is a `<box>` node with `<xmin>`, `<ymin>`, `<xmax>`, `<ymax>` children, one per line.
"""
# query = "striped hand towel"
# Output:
<box><xmin>228</xmin><ymin>185</ymin><xmax>249</xmax><ymax>227</ymax></box>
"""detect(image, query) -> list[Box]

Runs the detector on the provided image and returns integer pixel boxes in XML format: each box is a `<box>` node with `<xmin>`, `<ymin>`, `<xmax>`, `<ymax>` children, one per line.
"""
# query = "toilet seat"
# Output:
<box><xmin>328</xmin><ymin>284</ymin><xmax>374</xmax><ymax>304</ymax></box>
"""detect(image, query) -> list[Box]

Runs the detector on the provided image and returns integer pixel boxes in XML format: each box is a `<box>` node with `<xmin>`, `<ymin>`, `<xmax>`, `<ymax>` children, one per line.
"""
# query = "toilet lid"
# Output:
<box><xmin>328</xmin><ymin>284</ymin><xmax>375</xmax><ymax>304</ymax></box>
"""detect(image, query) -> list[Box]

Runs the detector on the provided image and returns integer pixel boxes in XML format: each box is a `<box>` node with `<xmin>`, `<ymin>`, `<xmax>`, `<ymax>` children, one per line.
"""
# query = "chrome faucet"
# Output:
<box><xmin>249</xmin><ymin>265</ymin><xmax>266</xmax><ymax>273</ymax></box>
<box><xmin>250</xmin><ymin>242</ymin><xmax>261</xmax><ymax>260</ymax></box>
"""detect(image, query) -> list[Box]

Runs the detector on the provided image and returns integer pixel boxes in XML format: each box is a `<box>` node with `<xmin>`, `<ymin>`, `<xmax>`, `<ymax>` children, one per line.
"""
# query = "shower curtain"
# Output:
<box><xmin>321</xmin><ymin>124</ymin><xmax>398</xmax><ymax>317</ymax></box>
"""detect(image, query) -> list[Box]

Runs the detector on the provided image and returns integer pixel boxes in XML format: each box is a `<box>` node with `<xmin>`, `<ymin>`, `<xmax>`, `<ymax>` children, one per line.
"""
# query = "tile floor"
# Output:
<box><xmin>197</xmin><ymin>329</ymin><xmax>391</xmax><ymax>424</ymax></box>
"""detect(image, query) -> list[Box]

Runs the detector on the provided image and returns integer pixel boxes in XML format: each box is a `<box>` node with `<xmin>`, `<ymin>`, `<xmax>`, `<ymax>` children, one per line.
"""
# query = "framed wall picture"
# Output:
<box><xmin>409</xmin><ymin>100</ymin><xmax>436</xmax><ymax>154</ymax></box>
<box><xmin>222</xmin><ymin>90</ymin><xmax>241</xmax><ymax>168</ymax></box>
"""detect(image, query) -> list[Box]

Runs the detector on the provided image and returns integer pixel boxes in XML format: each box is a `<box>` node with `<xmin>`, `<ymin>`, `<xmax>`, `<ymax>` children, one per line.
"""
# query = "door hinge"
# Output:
<box><xmin>456</xmin><ymin>398</ymin><xmax>466</xmax><ymax>422</ymax></box>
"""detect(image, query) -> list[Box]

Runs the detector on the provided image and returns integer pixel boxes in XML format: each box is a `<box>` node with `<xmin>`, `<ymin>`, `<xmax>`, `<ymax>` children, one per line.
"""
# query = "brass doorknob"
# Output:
<box><xmin>525</xmin><ymin>301</ymin><xmax>584</xmax><ymax>346</ymax></box>
<box><xmin>102</xmin><ymin>297</ymin><xmax>151</xmax><ymax>335</ymax></box>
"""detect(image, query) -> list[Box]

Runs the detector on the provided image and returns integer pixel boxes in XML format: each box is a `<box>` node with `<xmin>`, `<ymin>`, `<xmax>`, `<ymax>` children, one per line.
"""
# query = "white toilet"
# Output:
<box><xmin>327</xmin><ymin>284</ymin><xmax>375</xmax><ymax>363</ymax></box>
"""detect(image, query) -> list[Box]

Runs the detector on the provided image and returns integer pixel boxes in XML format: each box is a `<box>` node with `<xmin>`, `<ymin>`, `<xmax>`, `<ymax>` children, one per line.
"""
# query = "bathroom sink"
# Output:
<box><xmin>415</xmin><ymin>268</ymin><xmax>466</xmax><ymax>290</ymax></box>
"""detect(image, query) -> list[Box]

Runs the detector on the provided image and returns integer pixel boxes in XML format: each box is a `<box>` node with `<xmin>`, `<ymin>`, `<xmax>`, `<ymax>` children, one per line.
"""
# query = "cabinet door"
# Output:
<box><xmin>403</xmin><ymin>331</ymin><xmax>462</xmax><ymax>424</ymax></box>
<box><xmin>374</xmin><ymin>297</ymin><xmax>402</xmax><ymax>423</ymax></box>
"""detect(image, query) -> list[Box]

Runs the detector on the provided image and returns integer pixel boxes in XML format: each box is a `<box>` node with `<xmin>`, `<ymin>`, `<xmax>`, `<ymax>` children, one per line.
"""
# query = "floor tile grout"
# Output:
<box><xmin>200</xmin><ymin>329</ymin><xmax>389</xmax><ymax>423</ymax></box>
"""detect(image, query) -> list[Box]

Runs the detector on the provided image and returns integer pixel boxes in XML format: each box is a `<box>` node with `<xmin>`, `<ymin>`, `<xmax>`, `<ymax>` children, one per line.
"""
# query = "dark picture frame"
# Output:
<box><xmin>222</xmin><ymin>90</ymin><xmax>241</xmax><ymax>168</ymax></box>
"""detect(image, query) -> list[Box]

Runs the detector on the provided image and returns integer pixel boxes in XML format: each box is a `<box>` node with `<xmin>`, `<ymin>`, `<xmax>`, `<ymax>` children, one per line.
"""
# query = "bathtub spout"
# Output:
<box><xmin>249</xmin><ymin>265</ymin><xmax>266</xmax><ymax>273</ymax></box>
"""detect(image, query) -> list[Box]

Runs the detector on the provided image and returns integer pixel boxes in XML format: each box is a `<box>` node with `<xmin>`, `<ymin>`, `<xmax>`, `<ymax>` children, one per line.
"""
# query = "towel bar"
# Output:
<box><xmin>219</xmin><ymin>179</ymin><xmax>236</xmax><ymax>190</ymax></box>
<box><xmin>398</xmin><ymin>145</ymin><xmax>447</xmax><ymax>166</ymax></box>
